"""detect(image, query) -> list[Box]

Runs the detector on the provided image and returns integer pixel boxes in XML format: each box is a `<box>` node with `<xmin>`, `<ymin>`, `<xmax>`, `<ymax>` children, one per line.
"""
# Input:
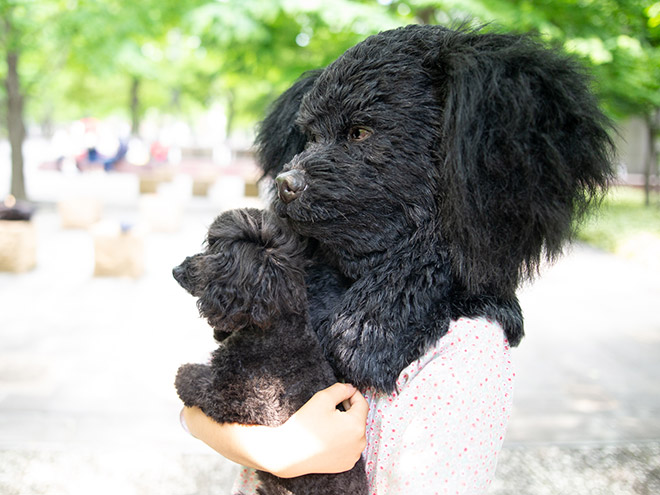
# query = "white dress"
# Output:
<box><xmin>232</xmin><ymin>317</ymin><xmax>515</xmax><ymax>495</ymax></box>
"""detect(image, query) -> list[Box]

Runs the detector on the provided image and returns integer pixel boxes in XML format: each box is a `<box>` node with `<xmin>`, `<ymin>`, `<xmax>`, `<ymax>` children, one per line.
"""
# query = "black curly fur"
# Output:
<box><xmin>173</xmin><ymin>208</ymin><xmax>367</xmax><ymax>495</ymax></box>
<box><xmin>257</xmin><ymin>25</ymin><xmax>615</xmax><ymax>393</ymax></box>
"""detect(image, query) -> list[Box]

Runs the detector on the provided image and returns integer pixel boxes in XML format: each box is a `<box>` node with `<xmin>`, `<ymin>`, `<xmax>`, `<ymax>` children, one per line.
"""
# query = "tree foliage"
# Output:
<box><xmin>384</xmin><ymin>0</ymin><xmax>660</xmax><ymax>118</ymax></box>
<box><xmin>2</xmin><ymin>0</ymin><xmax>659</xmax><ymax>198</ymax></box>
<box><xmin>2</xmin><ymin>0</ymin><xmax>659</xmax><ymax>135</ymax></box>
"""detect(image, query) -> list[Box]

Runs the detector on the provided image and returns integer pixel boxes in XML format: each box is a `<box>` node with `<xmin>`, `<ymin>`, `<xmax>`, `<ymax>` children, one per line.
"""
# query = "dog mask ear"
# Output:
<box><xmin>255</xmin><ymin>69</ymin><xmax>323</xmax><ymax>180</ymax></box>
<box><xmin>429</xmin><ymin>29</ymin><xmax>615</xmax><ymax>296</ymax></box>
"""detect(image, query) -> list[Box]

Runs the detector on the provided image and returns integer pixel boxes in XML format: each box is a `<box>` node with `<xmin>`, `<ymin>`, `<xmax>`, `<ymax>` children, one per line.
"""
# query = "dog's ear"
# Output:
<box><xmin>200</xmin><ymin>210</ymin><xmax>309</xmax><ymax>332</ymax></box>
<box><xmin>428</xmin><ymin>29</ymin><xmax>616</xmax><ymax>296</ymax></box>
<box><xmin>248</xmin><ymin>246</ymin><xmax>309</xmax><ymax>329</ymax></box>
<box><xmin>254</xmin><ymin>69</ymin><xmax>323</xmax><ymax>180</ymax></box>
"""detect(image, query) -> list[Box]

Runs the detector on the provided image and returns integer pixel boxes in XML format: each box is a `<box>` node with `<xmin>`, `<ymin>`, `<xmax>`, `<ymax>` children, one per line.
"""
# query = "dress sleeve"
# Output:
<box><xmin>363</xmin><ymin>318</ymin><xmax>515</xmax><ymax>494</ymax></box>
<box><xmin>231</xmin><ymin>466</ymin><xmax>261</xmax><ymax>495</ymax></box>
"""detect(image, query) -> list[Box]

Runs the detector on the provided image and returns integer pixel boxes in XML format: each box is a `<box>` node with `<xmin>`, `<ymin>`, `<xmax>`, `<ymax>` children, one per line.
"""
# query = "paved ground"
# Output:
<box><xmin>1</xmin><ymin>170</ymin><xmax>659</xmax><ymax>494</ymax></box>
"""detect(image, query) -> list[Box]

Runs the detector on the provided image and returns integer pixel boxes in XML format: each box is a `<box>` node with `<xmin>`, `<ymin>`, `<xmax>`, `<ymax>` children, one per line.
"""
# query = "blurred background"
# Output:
<box><xmin>1</xmin><ymin>1</ymin><xmax>659</xmax><ymax>494</ymax></box>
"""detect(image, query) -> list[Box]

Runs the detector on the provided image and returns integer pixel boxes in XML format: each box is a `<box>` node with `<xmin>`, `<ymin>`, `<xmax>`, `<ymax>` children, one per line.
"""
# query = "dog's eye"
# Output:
<box><xmin>348</xmin><ymin>126</ymin><xmax>372</xmax><ymax>142</ymax></box>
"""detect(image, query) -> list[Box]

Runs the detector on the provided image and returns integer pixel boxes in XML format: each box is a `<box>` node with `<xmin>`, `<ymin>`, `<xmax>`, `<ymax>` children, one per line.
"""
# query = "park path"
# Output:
<box><xmin>1</xmin><ymin>174</ymin><xmax>659</xmax><ymax>494</ymax></box>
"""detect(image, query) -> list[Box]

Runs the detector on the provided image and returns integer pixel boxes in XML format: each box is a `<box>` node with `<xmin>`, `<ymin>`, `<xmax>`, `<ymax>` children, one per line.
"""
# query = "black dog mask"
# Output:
<box><xmin>259</xmin><ymin>25</ymin><xmax>615</xmax><ymax>392</ymax></box>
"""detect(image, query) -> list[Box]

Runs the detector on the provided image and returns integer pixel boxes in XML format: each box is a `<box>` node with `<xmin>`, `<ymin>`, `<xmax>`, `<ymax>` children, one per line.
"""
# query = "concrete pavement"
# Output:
<box><xmin>1</xmin><ymin>173</ymin><xmax>659</xmax><ymax>494</ymax></box>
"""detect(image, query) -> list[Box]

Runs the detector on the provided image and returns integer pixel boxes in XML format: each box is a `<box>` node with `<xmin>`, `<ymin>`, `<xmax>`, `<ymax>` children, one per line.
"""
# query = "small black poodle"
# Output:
<box><xmin>256</xmin><ymin>24</ymin><xmax>616</xmax><ymax>393</ymax></box>
<box><xmin>173</xmin><ymin>208</ymin><xmax>367</xmax><ymax>495</ymax></box>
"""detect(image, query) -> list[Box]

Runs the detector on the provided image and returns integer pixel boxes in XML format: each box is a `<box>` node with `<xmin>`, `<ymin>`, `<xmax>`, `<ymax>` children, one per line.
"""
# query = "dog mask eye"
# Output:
<box><xmin>348</xmin><ymin>126</ymin><xmax>372</xmax><ymax>142</ymax></box>
<box><xmin>304</xmin><ymin>132</ymin><xmax>320</xmax><ymax>150</ymax></box>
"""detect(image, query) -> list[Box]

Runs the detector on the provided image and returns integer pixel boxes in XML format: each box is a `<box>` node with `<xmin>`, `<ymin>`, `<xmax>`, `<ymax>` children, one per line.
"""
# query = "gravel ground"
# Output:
<box><xmin>2</xmin><ymin>442</ymin><xmax>659</xmax><ymax>495</ymax></box>
<box><xmin>491</xmin><ymin>442</ymin><xmax>660</xmax><ymax>495</ymax></box>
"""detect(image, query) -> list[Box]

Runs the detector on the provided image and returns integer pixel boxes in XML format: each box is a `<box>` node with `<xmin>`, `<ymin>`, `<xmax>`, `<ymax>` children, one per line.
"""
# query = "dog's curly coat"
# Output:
<box><xmin>257</xmin><ymin>24</ymin><xmax>615</xmax><ymax>393</ymax></box>
<box><xmin>174</xmin><ymin>208</ymin><xmax>367</xmax><ymax>494</ymax></box>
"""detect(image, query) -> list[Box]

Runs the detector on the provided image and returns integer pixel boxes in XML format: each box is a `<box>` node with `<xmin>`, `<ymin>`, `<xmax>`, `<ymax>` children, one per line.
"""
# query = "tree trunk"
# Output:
<box><xmin>5</xmin><ymin>50</ymin><xmax>27</xmax><ymax>200</ymax></box>
<box><xmin>130</xmin><ymin>75</ymin><xmax>140</xmax><ymax>136</ymax></box>
<box><xmin>644</xmin><ymin>110</ymin><xmax>659</xmax><ymax>207</ymax></box>
<box><xmin>224</xmin><ymin>90</ymin><xmax>235</xmax><ymax>138</ymax></box>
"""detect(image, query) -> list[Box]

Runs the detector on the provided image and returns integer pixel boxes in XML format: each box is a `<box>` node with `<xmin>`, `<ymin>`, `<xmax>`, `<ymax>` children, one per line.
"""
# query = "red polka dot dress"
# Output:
<box><xmin>232</xmin><ymin>317</ymin><xmax>515</xmax><ymax>494</ymax></box>
<box><xmin>361</xmin><ymin>317</ymin><xmax>514</xmax><ymax>494</ymax></box>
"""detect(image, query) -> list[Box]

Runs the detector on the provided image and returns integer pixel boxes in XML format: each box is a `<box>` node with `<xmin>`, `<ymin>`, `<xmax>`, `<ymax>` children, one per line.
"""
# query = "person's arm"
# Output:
<box><xmin>181</xmin><ymin>383</ymin><xmax>368</xmax><ymax>479</ymax></box>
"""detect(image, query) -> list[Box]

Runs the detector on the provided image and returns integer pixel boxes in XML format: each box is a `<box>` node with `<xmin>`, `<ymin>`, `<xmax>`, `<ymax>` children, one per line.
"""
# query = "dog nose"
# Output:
<box><xmin>276</xmin><ymin>170</ymin><xmax>306</xmax><ymax>204</ymax></box>
<box><xmin>172</xmin><ymin>264</ymin><xmax>190</xmax><ymax>291</ymax></box>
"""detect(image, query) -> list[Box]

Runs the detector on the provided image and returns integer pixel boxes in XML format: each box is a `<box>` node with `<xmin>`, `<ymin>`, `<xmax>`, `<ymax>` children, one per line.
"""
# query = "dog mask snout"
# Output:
<box><xmin>276</xmin><ymin>170</ymin><xmax>306</xmax><ymax>204</ymax></box>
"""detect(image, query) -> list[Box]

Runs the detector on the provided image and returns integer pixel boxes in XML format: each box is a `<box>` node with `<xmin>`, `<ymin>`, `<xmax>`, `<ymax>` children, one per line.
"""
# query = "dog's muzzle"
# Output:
<box><xmin>276</xmin><ymin>170</ymin><xmax>306</xmax><ymax>204</ymax></box>
<box><xmin>172</xmin><ymin>263</ymin><xmax>192</xmax><ymax>292</ymax></box>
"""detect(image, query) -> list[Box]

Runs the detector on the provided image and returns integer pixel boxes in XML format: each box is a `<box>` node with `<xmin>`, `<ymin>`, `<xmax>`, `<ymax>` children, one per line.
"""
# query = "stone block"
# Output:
<box><xmin>0</xmin><ymin>220</ymin><xmax>37</xmax><ymax>272</ymax></box>
<box><xmin>93</xmin><ymin>224</ymin><xmax>144</xmax><ymax>278</ymax></box>
<box><xmin>58</xmin><ymin>198</ymin><xmax>102</xmax><ymax>229</ymax></box>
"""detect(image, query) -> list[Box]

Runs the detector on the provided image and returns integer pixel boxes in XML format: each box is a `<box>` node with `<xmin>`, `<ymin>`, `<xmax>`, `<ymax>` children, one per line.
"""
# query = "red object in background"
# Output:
<box><xmin>150</xmin><ymin>141</ymin><xmax>169</xmax><ymax>163</ymax></box>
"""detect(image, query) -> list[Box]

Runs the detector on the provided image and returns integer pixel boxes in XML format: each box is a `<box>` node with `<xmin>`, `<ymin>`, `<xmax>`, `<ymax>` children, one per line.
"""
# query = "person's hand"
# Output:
<box><xmin>180</xmin><ymin>382</ymin><xmax>368</xmax><ymax>478</ymax></box>
<box><xmin>277</xmin><ymin>382</ymin><xmax>368</xmax><ymax>477</ymax></box>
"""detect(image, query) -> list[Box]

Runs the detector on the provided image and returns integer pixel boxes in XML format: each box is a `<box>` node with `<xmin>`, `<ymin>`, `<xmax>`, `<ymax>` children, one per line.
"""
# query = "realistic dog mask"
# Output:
<box><xmin>256</xmin><ymin>25</ymin><xmax>615</xmax><ymax>393</ymax></box>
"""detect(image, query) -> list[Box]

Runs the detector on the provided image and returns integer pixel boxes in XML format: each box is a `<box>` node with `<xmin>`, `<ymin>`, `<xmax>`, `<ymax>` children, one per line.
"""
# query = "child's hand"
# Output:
<box><xmin>180</xmin><ymin>382</ymin><xmax>368</xmax><ymax>478</ymax></box>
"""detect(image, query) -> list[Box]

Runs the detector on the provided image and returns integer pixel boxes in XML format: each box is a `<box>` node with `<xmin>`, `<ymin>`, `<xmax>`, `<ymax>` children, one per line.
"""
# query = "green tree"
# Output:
<box><xmin>181</xmin><ymin>0</ymin><xmax>402</xmax><ymax>133</ymax></box>
<box><xmin>382</xmin><ymin>0</ymin><xmax>659</xmax><ymax>115</ymax></box>
<box><xmin>0</xmin><ymin>0</ymin><xmax>202</xmax><ymax>200</ymax></box>
<box><xmin>60</xmin><ymin>0</ymin><xmax>203</xmax><ymax>136</ymax></box>
<box><xmin>4</xmin><ymin>0</ymin><xmax>659</xmax><ymax>204</ymax></box>
<box><xmin>1</xmin><ymin>0</ymin><xmax>69</xmax><ymax>200</ymax></box>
